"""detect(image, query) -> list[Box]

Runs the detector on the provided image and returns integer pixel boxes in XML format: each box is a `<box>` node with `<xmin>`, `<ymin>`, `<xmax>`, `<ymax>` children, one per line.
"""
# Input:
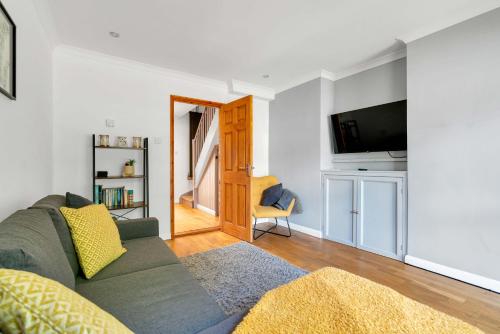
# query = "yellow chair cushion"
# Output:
<box><xmin>234</xmin><ymin>267</ymin><xmax>483</xmax><ymax>334</ymax></box>
<box><xmin>0</xmin><ymin>269</ymin><xmax>132</xmax><ymax>334</ymax></box>
<box><xmin>60</xmin><ymin>204</ymin><xmax>126</xmax><ymax>279</ymax></box>
<box><xmin>253</xmin><ymin>200</ymin><xmax>295</xmax><ymax>218</ymax></box>
<box><xmin>251</xmin><ymin>176</ymin><xmax>280</xmax><ymax>208</ymax></box>
<box><xmin>251</xmin><ymin>176</ymin><xmax>295</xmax><ymax>217</ymax></box>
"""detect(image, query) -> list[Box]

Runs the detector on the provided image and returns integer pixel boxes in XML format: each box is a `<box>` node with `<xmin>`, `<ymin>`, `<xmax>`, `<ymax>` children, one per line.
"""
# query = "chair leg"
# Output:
<box><xmin>253</xmin><ymin>217</ymin><xmax>258</xmax><ymax>240</ymax></box>
<box><xmin>284</xmin><ymin>217</ymin><xmax>292</xmax><ymax>237</ymax></box>
<box><xmin>253</xmin><ymin>216</ymin><xmax>292</xmax><ymax>239</ymax></box>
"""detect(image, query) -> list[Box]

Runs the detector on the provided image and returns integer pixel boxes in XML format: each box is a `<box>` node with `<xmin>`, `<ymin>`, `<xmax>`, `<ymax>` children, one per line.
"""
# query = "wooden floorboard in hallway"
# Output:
<box><xmin>174</xmin><ymin>204</ymin><xmax>220</xmax><ymax>234</ymax></box>
<box><xmin>166</xmin><ymin>228</ymin><xmax>500</xmax><ymax>333</ymax></box>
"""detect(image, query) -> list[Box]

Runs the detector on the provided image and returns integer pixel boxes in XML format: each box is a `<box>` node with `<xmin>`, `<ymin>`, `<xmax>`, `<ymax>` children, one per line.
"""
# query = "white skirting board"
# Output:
<box><xmin>405</xmin><ymin>255</ymin><xmax>500</xmax><ymax>293</ymax></box>
<box><xmin>196</xmin><ymin>204</ymin><xmax>216</xmax><ymax>216</ymax></box>
<box><xmin>275</xmin><ymin>219</ymin><xmax>323</xmax><ymax>238</ymax></box>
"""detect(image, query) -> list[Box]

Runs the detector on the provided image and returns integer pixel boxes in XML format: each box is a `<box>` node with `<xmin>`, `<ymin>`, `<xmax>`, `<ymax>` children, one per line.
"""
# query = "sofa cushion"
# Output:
<box><xmin>0</xmin><ymin>269</ymin><xmax>132</xmax><ymax>334</ymax></box>
<box><xmin>197</xmin><ymin>312</ymin><xmax>246</xmax><ymax>334</ymax></box>
<box><xmin>76</xmin><ymin>264</ymin><xmax>226</xmax><ymax>334</ymax></box>
<box><xmin>273</xmin><ymin>188</ymin><xmax>295</xmax><ymax>210</ymax></box>
<box><xmin>76</xmin><ymin>237</ymin><xmax>180</xmax><ymax>282</ymax></box>
<box><xmin>30</xmin><ymin>195</ymin><xmax>80</xmax><ymax>276</ymax></box>
<box><xmin>60</xmin><ymin>204</ymin><xmax>127</xmax><ymax>279</ymax></box>
<box><xmin>66</xmin><ymin>192</ymin><xmax>94</xmax><ymax>208</ymax></box>
<box><xmin>260</xmin><ymin>183</ymin><xmax>283</xmax><ymax>206</ymax></box>
<box><xmin>0</xmin><ymin>209</ymin><xmax>75</xmax><ymax>289</ymax></box>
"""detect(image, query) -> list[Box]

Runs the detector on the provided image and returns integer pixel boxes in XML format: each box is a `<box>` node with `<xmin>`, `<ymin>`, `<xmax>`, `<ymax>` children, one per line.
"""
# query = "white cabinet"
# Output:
<box><xmin>322</xmin><ymin>171</ymin><xmax>407</xmax><ymax>261</ymax></box>
<box><xmin>324</xmin><ymin>175</ymin><xmax>357</xmax><ymax>246</ymax></box>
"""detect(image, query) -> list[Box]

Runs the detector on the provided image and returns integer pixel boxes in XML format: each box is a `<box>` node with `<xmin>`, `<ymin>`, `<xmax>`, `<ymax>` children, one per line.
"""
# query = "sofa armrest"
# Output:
<box><xmin>115</xmin><ymin>217</ymin><xmax>159</xmax><ymax>240</ymax></box>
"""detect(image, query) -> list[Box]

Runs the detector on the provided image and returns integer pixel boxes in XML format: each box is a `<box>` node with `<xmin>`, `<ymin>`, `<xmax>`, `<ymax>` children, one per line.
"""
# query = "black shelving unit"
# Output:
<box><xmin>92</xmin><ymin>134</ymin><xmax>149</xmax><ymax>219</ymax></box>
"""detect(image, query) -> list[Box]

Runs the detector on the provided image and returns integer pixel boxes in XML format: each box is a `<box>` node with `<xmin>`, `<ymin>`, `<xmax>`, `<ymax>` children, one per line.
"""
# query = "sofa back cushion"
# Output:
<box><xmin>0</xmin><ymin>209</ymin><xmax>75</xmax><ymax>289</ymax></box>
<box><xmin>30</xmin><ymin>195</ymin><xmax>80</xmax><ymax>276</ymax></box>
<box><xmin>66</xmin><ymin>192</ymin><xmax>93</xmax><ymax>209</ymax></box>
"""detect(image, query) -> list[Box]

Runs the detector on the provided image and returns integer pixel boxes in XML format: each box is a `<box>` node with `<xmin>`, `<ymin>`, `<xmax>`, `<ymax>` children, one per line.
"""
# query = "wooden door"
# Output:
<box><xmin>220</xmin><ymin>96</ymin><xmax>253</xmax><ymax>241</ymax></box>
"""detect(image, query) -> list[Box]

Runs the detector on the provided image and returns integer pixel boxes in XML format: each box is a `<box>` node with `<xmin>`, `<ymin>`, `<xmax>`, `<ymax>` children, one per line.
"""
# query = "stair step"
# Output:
<box><xmin>180</xmin><ymin>194</ymin><xmax>194</xmax><ymax>209</ymax></box>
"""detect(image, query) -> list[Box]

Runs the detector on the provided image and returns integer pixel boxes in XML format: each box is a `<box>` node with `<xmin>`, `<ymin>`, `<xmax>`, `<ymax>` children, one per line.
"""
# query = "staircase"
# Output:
<box><xmin>192</xmin><ymin>107</ymin><xmax>217</xmax><ymax>174</ymax></box>
<box><xmin>191</xmin><ymin>106</ymin><xmax>219</xmax><ymax>209</ymax></box>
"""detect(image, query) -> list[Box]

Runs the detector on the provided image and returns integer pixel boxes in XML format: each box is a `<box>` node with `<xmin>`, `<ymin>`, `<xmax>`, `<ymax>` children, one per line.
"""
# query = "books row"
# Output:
<box><xmin>94</xmin><ymin>185</ymin><xmax>134</xmax><ymax>208</ymax></box>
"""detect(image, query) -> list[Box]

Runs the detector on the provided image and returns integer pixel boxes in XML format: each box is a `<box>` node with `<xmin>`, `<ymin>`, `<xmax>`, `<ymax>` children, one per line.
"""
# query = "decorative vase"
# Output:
<box><xmin>99</xmin><ymin>135</ymin><xmax>110</xmax><ymax>147</ymax></box>
<box><xmin>132</xmin><ymin>137</ymin><xmax>142</xmax><ymax>148</ymax></box>
<box><xmin>123</xmin><ymin>165</ymin><xmax>135</xmax><ymax>177</ymax></box>
<box><xmin>117</xmin><ymin>136</ymin><xmax>128</xmax><ymax>147</ymax></box>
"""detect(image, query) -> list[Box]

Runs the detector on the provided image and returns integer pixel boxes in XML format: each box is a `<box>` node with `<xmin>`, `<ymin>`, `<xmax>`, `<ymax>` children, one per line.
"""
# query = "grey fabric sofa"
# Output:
<box><xmin>0</xmin><ymin>195</ymin><xmax>235</xmax><ymax>334</ymax></box>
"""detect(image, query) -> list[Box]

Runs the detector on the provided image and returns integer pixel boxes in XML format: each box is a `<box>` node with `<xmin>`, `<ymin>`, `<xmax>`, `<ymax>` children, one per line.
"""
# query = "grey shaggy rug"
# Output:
<box><xmin>180</xmin><ymin>242</ymin><xmax>307</xmax><ymax>315</ymax></box>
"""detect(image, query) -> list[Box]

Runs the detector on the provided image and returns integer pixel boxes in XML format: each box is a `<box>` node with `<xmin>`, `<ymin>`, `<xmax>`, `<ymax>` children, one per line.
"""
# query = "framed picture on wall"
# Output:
<box><xmin>0</xmin><ymin>1</ymin><xmax>16</xmax><ymax>100</ymax></box>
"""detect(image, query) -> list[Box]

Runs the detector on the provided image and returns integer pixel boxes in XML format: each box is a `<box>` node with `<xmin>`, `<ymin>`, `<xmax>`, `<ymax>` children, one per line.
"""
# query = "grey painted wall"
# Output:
<box><xmin>334</xmin><ymin>58</ymin><xmax>407</xmax><ymax>112</ymax></box>
<box><xmin>332</xmin><ymin>58</ymin><xmax>407</xmax><ymax>171</ymax></box>
<box><xmin>320</xmin><ymin>78</ymin><xmax>335</xmax><ymax>169</ymax></box>
<box><xmin>407</xmin><ymin>8</ymin><xmax>500</xmax><ymax>280</ymax></box>
<box><xmin>269</xmin><ymin>79</ymin><xmax>322</xmax><ymax>230</ymax></box>
<box><xmin>270</xmin><ymin>60</ymin><xmax>408</xmax><ymax>231</ymax></box>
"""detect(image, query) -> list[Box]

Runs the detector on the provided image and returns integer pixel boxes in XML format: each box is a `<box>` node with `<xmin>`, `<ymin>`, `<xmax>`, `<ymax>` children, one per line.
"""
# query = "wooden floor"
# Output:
<box><xmin>174</xmin><ymin>204</ymin><xmax>220</xmax><ymax>234</ymax></box>
<box><xmin>166</xmin><ymin>227</ymin><xmax>500</xmax><ymax>333</ymax></box>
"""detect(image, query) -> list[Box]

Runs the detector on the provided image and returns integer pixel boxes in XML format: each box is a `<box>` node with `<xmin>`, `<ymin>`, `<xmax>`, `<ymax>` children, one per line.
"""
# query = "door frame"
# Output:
<box><xmin>170</xmin><ymin>95</ymin><xmax>224</xmax><ymax>239</ymax></box>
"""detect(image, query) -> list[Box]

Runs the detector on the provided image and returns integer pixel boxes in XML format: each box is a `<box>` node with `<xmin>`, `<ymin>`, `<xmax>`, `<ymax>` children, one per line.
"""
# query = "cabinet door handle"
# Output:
<box><xmin>350</xmin><ymin>210</ymin><xmax>359</xmax><ymax>214</ymax></box>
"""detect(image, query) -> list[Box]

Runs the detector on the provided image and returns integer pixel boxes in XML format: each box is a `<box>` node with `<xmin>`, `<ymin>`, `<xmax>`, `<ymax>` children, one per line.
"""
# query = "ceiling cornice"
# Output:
<box><xmin>275</xmin><ymin>48</ymin><xmax>406</xmax><ymax>94</ymax></box>
<box><xmin>48</xmin><ymin>3</ymin><xmax>500</xmax><ymax>100</ymax></box>
<box><xmin>55</xmin><ymin>46</ymin><xmax>280</xmax><ymax>101</ymax></box>
<box><xmin>229</xmin><ymin>80</ymin><xmax>275</xmax><ymax>101</ymax></box>
<box><xmin>398</xmin><ymin>2</ymin><xmax>500</xmax><ymax>44</ymax></box>
<box><xmin>334</xmin><ymin>48</ymin><xmax>407</xmax><ymax>81</ymax></box>
<box><xmin>55</xmin><ymin>45</ymin><xmax>229</xmax><ymax>91</ymax></box>
<box><xmin>274</xmin><ymin>4</ymin><xmax>500</xmax><ymax>94</ymax></box>
<box><xmin>275</xmin><ymin>70</ymin><xmax>335</xmax><ymax>94</ymax></box>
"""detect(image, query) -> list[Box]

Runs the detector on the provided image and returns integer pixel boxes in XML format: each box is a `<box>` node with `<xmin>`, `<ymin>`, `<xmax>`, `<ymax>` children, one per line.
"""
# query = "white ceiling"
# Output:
<box><xmin>44</xmin><ymin>0</ymin><xmax>500</xmax><ymax>90</ymax></box>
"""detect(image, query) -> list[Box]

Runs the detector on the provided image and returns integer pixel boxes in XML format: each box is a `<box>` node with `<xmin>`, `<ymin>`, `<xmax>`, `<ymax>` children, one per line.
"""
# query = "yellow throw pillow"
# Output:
<box><xmin>60</xmin><ymin>204</ymin><xmax>126</xmax><ymax>279</ymax></box>
<box><xmin>0</xmin><ymin>269</ymin><xmax>132</xmax><ymax>334</ymax></box>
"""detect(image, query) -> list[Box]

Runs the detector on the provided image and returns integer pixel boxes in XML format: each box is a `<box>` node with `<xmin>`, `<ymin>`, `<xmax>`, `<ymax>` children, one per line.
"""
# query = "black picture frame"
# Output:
<box><xmin>0</xmin><ymin>1</ymin><xmax>16</xmax><ymax>100</ymax></box>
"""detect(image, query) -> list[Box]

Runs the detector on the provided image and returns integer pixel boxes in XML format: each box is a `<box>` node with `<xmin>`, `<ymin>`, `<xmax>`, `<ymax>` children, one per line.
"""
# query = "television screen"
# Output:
<box><xmin>330</xmin><ymin>100</ymin><xmax>407</xmax><ymax>154</ymax></box>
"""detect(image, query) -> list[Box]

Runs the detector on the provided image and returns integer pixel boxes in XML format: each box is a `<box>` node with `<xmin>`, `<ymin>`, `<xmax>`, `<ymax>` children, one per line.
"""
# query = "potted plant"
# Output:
<box><xmin>123</xmin><ymin>159</ymin><xmax>136</xmax><ymax>177</ymax></box>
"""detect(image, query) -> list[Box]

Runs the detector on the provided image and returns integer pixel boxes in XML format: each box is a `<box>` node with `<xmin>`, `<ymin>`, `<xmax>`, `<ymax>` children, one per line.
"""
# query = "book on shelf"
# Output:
<box><xmin>128</xmin><ymin>189</ymin><xmax>134</xmax><ymax>204</ymax></box>
<box><xmin>94</xmin><ymin>185</ymin><xmax>134</xmax><ymax>208</ymax></box>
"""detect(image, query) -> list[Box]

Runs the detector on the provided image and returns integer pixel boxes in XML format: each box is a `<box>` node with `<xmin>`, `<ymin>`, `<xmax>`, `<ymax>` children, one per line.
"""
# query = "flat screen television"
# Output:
<box><xmin>330</xmin><ymin>100</ymin><xmax>407</xmax><ymax>154</ymax></box>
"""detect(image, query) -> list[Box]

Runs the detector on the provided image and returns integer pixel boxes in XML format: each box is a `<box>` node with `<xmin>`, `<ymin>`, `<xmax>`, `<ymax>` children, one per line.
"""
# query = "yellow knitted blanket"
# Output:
<box><xmin>233</xmin><ymin>267</ymin><xmax>483</xmax><ymax>334</ymax></box>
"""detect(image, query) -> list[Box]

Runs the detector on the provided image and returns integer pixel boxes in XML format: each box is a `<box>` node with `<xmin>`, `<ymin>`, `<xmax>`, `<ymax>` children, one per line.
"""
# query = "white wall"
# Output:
<box><xmin>407</xmin><ymin>7</ymin><xmax>500</xmax><ymax>282</ymax></box>
<box><xmin>0</xmin><ymin>0</ymin><xmax>53</xmax><ymax>220</ymax></box>
<box><xmin>174</xmin><ymin>113</ymin><xmax>192</xmax><ymax>202</ymax></box>
<box><xmin>253</xmin><ymin>98</ymin><xmax>269</xmax><ymax>177</ymax></box>
<box><xmin>52</xmin><ymin>46</ymin><xmax>269</xmax><ymax>239</ymax></box>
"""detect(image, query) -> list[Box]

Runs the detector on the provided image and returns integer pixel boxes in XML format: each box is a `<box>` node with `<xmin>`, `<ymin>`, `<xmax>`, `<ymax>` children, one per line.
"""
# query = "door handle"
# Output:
<box><xmin>246</xmin><ymin>164</ymin><xmax>254</xmax><ymax>176</ymax></box>
<box><xmin>238</xmin><ymin>164</ymin><xmax>254</xmax><ymax>176</ymax></box>
<box><xmin>350</xmin><ymin>210</ymin><xmax>359</xmax><ymax>214</ymax></box>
